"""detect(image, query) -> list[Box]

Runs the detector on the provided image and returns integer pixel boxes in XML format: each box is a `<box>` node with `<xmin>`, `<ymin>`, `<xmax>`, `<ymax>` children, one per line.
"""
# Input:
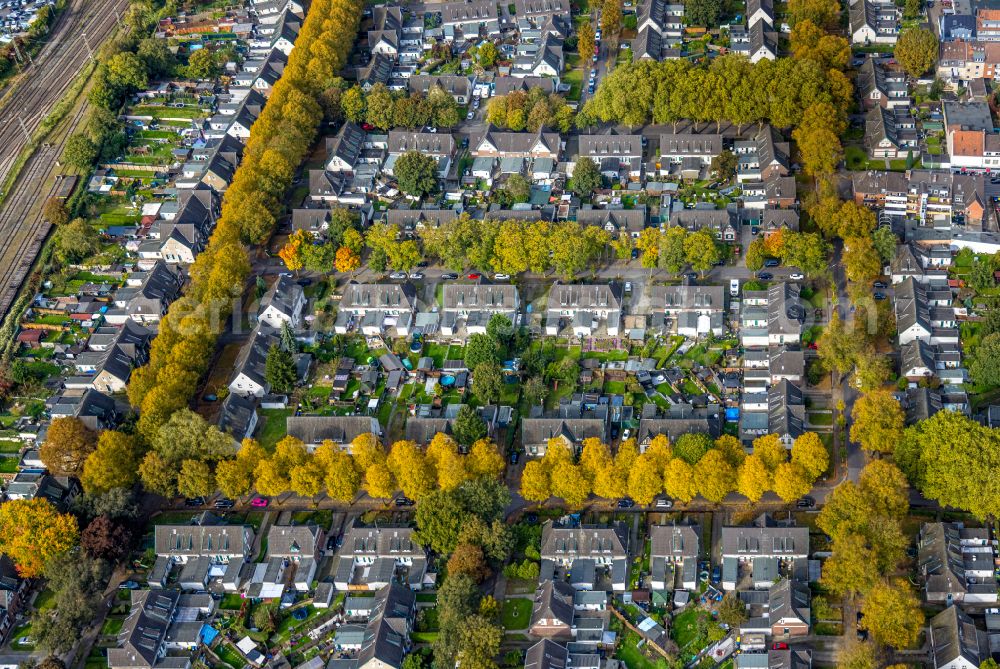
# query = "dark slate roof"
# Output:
<box><xmin>530</xmin><ymin>579</ymin><xmax>575</xmax><ymax>630</ymax></box>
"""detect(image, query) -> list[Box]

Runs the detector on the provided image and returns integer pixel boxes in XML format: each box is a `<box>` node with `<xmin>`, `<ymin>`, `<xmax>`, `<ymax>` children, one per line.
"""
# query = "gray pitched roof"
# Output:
<box><xmin>286</xmin><ymin>415</ymin><xmax>382</xmax><ymax>445</ymax></box>
<box><xmin>930</xmin><ymin>605</ymin><xmax>989</xmax><ymax>669</ymax></box>
<box><xmin>442</xmin><ymin>284</ymin><xmax>518</xmax><ymax>310</ymax></box>
<box><xmin>524</xmin><ymin>639</ymin><xmax>568</xmax><ymax>669</ymax></box>
<box><xmin>767</xmin><ymin>379</ymin><xmax>805</xmax><ymax>439</ymax></box>
<box><xmin>154</xmin><ymin>525</ymin><xmax>251</xmax><ymax>558</ymax></box>
<box><xmin>540</xmin><ymin>521</ymin><xmax>628</xmax><ymax>559</ymax></box>
<box><xmin>530</xmin><ymin>579</ymin><xmax>575</xmax><ymax>630</ymax></box>
<box><xmin>107</xmin><ymin>590</ymin><xmax>179</xmax><ymax>669</ymax></box>
<box><xmin>578</xmin><ymin>134</ymin><xmax>643</xmax><ymax>159</ymax></box>
<box><xmin>521</xmin><ymin>418</ymin><xmax>606</xmax><ymax>446</ymax></box>
<box><xmin>721</xmin><ymin>515</ymin><xmax>808</xmax><ymax>558</ymax></box>
<box><xmin>260</xmin><ymin>275</ymin><xmax>304</xmax><ymax>320</ymax></box>
<box><xmin>768</xmin><ymin>578</ymin><xmax>810</xmax><ymax>624</ymax></box>
<box><xmin>649</xmin><ymin>524</ymin><xmax>699</xmax><ymax>560</ymax></box>
<box><xmin>387</xmin><ymin>130</ymin><xmax>456</xmax><ymax>156</ymax></box>
<box><xmin>576</xmin><ymin>207</ymin><xmax>647</xmax><ymax>234</ymax></box>
<box><xmin>340</xmin><ymin>282</ymin><xmax>417</xmax><ymax>312</ymax></box>
<box><xmin>267</xmin><ymin>524</ymin><xmax>321</xmax><ymax>558</ymax></box>
<box><xmin>356</xmin><ymin>584</ymin><xmax>416</xmax><ymax>669</ymax></box>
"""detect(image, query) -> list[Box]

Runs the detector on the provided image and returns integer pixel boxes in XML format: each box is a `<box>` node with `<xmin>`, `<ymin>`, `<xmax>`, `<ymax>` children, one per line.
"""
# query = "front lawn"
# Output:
<box><xmin>501</xmin><ymin>597</ymin><xmax>533</xmax><ymax>629</ymax></box>
<box><xmin>258</xmin><ymin>408</ymin><xmax>291</xmax><ymax>451</ymax></box>
<box><xmin>101</xmin><ymin>617</ymin><xmax>125</xmax><ymax>636</ymax></box>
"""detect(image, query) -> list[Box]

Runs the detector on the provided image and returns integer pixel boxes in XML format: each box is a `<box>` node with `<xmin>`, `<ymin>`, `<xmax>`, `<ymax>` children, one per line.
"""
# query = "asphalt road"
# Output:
<box><xmin>0</xmin><ymin>0</ymin><xmax>128</xmax><ymax>320</ymax></box>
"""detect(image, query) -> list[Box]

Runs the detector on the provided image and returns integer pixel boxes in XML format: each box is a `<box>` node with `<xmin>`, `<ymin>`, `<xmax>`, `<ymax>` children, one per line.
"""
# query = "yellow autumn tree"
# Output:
<box><xmin>334</xmin><ymin>246</ymin><xmax>361</xmax><ymax>273</ymax></box>
<box><xmin>0</xmin><ymin>498</ymin><xmax>79</xmax><ymax>577</ymax></box>
<box><xmin>520</xmin><ymin>460</ymin><xmax>551</xmax><ymax>502</ymax></box>
<box><xmin>467</xmin><ymin>439</ymin><xmax>505</xmax><ymax>479</ymax></box>
<box><xmin>279</xmin><ymin>229</ymin><xmax>307</xmax><ymax>273</ymax></box>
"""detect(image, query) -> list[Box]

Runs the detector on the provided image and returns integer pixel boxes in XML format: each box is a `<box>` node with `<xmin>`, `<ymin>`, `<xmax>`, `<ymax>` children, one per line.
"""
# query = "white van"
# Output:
<box><xmin>730</xmin><ymin>279</ymin><xmax>740</xmax><ymax>297</ymax></box>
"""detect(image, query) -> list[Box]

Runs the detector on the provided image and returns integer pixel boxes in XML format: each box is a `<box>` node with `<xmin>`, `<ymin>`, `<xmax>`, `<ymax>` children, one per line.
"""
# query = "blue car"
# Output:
<box><xmin>710</xmin><ymin>566</ymin><xmax>721</xmax><ymax>584</ymax></box>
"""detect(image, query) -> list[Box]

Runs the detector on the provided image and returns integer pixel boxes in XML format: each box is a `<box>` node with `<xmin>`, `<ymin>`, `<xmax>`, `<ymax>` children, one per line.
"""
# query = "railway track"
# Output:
<box><xmin>0</xmin><ymin>99</ymin><xmax>90</xmax><ymax>317</ymax></box>
<box><xmin>0</xmin><ymin>0</ymin><xmax>128</xmax><ymax>183</ymax></box>
<box><xmin>0</xmin><ymin>0</ymin><xmax>128</xmax><ymax>318</ymax></box>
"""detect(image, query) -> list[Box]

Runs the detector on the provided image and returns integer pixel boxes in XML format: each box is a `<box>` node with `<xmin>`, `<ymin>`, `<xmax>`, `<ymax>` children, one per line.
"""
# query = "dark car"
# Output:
<box><xmin>764</xmin><ymin>258</ymin><xmax>780</xmax><ymax>267</ymax></box>
<box><xmin>185</xmin><ymin>497</ymin><xmax>205</xmax><ymax>507</ymax></box>
<box><xmin>441</xmin><ymin>273</ymin><xmax>459</xmax><ymax>280</ymax></box>
<box><xmin>757</xmin><ymin>272</ymin><xmax>773</xmax><ymax>280</ymax></box>
<box><xmin>214</xmin><ymin>498</ymin><xmax>235</xmax><ymax>509</ymax></box>
<box><xmin>617</xmin><ymin>498</ymin><xmax>635</xmax><ymax>509</ymax></box>
<box><xmin>395</xmin><ymin>497</ymin><xmax>415</xmax><ymax>507</ymax></box>
<box><xmin>509</xmin><ymin>451</ymin><xmax>520</xmax><ymax>465</ymax></box>
<box><xmin>326</xmin><ymin>535</ymin><xmax>339</xmax><ymax>551</ymax></box>
<box><xmin>631</xmin><ymin>248</ymin><xmax>639</xmax><ymax>259</ymax></box>
<box><xmin>873</xmin><ymin>292</ymin><xmax>887</xmax><ymax>300</ymax></box>
<box><xmin>796</xmin><ymin>496</ymin><xmax>815</xmax><ymax>508</ymax></box>
<box><xmin>711</xmin><ymin>565</ymin><xmax>721</xmax><ymax>583</ymax></box>
<box><xmin>684</xmin><ymin>272</ymin><xmax>698</xmax><ymax>281</ymax></box>
<box><xmin>416</xmin><ymin>261</ymin><xmax>429</xmax><ymax>268</ymax></box>
<box><xmin>873</xmin><ymin>281</ymin><xmax>887</xmax><ymax>289</ymax></box>
<box><xmin>297</xmin><ymin>279</ymin><xmax>312</xmax><ymax>287</ymax></box>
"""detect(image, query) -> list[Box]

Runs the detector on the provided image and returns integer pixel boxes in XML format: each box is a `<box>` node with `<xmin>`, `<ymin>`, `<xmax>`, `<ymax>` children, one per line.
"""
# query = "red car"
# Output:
<box><xmin>467</xmin><ymin>273</ymin><xmax>481</xmax><ymax>280</ymax></box>
<box><xmin>771</xmin><ymin>643</ymin><xmax>788</xmax><ymax>650</ymax></box>
<box><xmin>361</xmin><ymin>122</ymin><xmax>375</xmax><ymax>131</ymax></box>
<box><xmin>250</xmin><ymin>496</ymin><xmax>269</xmax><ymax>508</ymax></box>
<box><xmin>594</xmin><ymin>46</ymin><xmax>599</xmax><ymax>55</ymax></box>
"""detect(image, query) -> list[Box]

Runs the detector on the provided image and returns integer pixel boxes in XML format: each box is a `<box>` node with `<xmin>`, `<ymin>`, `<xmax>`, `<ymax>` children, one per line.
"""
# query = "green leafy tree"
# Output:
<box><xmin>106</xmin><ymin>52</ymin><xmax>149</xmax><ymax>93</ymax></box>
<box><xmin>683</xmin><ymin>229</ymin><xmax>721</xmax><ymax>275</ymax></box>
<box><xmin>686</xmin><ymin>0</ymin><xmax>722</xmax><ymax>26</ymax></box>
<box><xmin>395</xmin><ymin>151</ymin><xmax>438</xmax><ymax>198</ymax></box>
<box><xmin>710</xmin><ymin>150</ymin><xmax>737</xmax><ymax>181</ymax></box>
<box><xmin>896</xmin><ymin>27</ymin><xmax>938</xmax><ymax>78</ymax></box>
<box><xmin>971</xmin><ymin>332</ymin><xmax>1000</xmax><ymax>387</ymax></box>
<box><xmin>62</xmin><ymin>135</ymin><xmax>98</xmax><ymax>169</ymax></box>
<box><xmin>454</xmin><ymin>405</ymin><xmax>488</xmax><ymax>446</ymax></box>
<box><xmin>572</xmin><ymin>157</ymin><xmax>602</xmax><ymax>197</ymax></box>
<box><xmin>465</xmin><ymin>333</ymin><xmax>500</xmax><ymax>371</ymax></box>
<box><xmin>872</xmin><ymin>226</ymin><xmax>897</xmax><ymax>264</ymax></box>
<box><xmin>265</xmin><ymin>344</ymin><xmax>297</xmax><ymax>394</ymax></box>
<box><xmin>185</xmin><ymin>48</ymin><xmax>219</xmax><ymax>79</ymax></box>
<box><xmin>472</xmin><ymin>361</ymin><xmax>504</xmax><ymax>404</ymax></box>
<box><xmin>477</xmin><ymin>41</ymin><xmax>498</xmax><ymax>67</ymax></box>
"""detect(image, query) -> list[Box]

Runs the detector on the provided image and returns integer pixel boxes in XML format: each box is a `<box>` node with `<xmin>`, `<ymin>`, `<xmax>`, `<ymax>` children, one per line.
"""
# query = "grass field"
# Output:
<box><xmin>258</xmin><ymin>408</ymin><xmax>291</xmax><ymax>450</ymax></box>
<box><xmin>501</xmin><ymin>597</ymin><xmax>533</xmax><ymax>629</ymax></box>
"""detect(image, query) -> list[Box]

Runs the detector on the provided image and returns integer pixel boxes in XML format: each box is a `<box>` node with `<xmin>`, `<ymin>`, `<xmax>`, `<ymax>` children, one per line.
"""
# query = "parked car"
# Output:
<box><xmin>389</xmin><ymin>271</ymin><xmax>407</xmax><ymax>280</ymax></box>
<box><xmin>764</xmin><ymin>258</ymin><xmax>780</xmax><ymax>267</ymax></box>
<box><xmin>409</xmin><ymin>272</ymin><xmax>424</xmax><ymax>280</ymax></box>
<box><xmin>655</xmin><ymin>497</ymin><xmax>673</xmax><ymax>509</ymax></box>
<box><xmin>494</xmin><ymin>273</ymin><xmax>511</xmax><ymax>280</ymax></box>
<box><xmin>621</xmin><ymin>428</ymin><xmax>631</xmax><ymax>440</ymax></box>
<box><xmin>441</xmin><ymin>273</ymin><xmax>459</xmax><ymax>280</ymax></box>
<box><xmin>684</xmin><ymin>272</ymin><xmax>697</xmax><ymax>281</ymax></box>
<box><xmin>214</xmin><ymin>498</ymin><xmax>235</xmax><ymax>509</ymax></box>
<box><xmin>185</xmin><ymin>497</ymin><xmax>205</xmax><ymax>507</ymax></box>
<box><xmin>711</xmin><ymin>565</ymin><xmax>721</xmax><ymax>583</ymax></box>
<box><xmin>757</xmin><ymin>272</ymin><xmax>773</xmax><ymax>280</ymax></box>
<box><xmin>467</xmin><ymin>273</ymin><xmax>481</xmax><ymax>280</ymax></box>
<box><xmin>788</xmin><ymin>272</ymin><xmax>804</xmax><ymax>280</ymax></box>
<box><xmin>395</xmin><ymin>496</ymin><xmax>415</xmax><ymax>507</ymax></box>
<box><xmin>771</xmin><ymin>643</ymin><xmax>788</xmax><ymax>650</ymax></box>
<box><xmin>873</xmin><ymin>281</ymin><xmax>887</xmax><ymax>289</ymax></box>
<box><xmin>617</xmin><ymin>498</ymin><xmax>635</xmax><ymax>508</ymax></box>
<box><xmin>466</xmin><ymin>111</ymin><xmax>475</xmax><ymax>120</ymax></box>
<box><xmin>624</xmin><ymin>281</ymin><xmax>632</xmax><ymax>293</ymax></box>
<box><xmin>796</xmin><ymin>496</ymin><xmax>815</xmax><ymax>508</ymax></box>
<box><xmin>873</xmin><ymin>292</ymin><xmax>886</xmax><ymax>300</ymax></box>
<box><xmin>119</xmin><ymin>581</ymin><xmax>140</xmax><ymax>590</ymax></box>
<box><xmin>509</xmin><ymin>451</ymin><xmax>520</xmax><ymax>465</ymax></box>
<box><xmin>250</xmin><ymin>496</ymin><xmax>269</xmax><ymax>508</ymax></box>
<box><xmin>361</xmin><ymin>122</ymin><xmax>375</xmax><ymax>131</ymax></box>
